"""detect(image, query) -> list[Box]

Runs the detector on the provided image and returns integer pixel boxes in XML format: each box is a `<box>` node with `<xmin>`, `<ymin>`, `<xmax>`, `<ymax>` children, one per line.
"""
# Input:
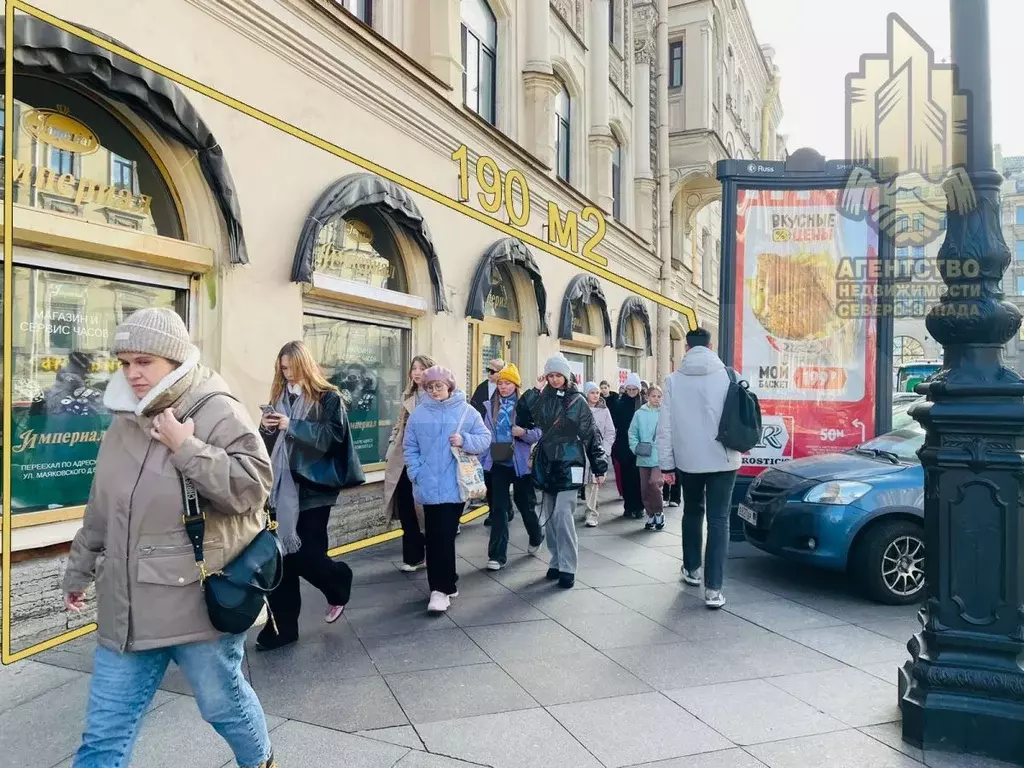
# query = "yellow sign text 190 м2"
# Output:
<box><xmin>451</xmin><ymin>144</ymin><xmax>607</xmax><ymax>266</ymax></box>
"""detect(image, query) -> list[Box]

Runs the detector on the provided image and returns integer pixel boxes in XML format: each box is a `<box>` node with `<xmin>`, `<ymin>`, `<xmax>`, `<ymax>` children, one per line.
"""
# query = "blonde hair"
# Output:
<box><xmin>647</xmin><ymin>384</ymin><xmax>663</xmax><ymax>397</ymax></box>
<box><xmin>270</xmin><ymin>340</ymin><xmax>337</xmax><ymax>404</ymax></box>
<box><xmin>403</xmin><ymin>354</ymin><xmax>437</xmax><ymax>399</ymax></box>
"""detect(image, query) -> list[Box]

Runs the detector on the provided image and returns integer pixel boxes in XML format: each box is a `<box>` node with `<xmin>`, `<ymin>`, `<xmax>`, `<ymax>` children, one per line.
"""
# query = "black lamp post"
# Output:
<box><xmin>898</xmin><ymin>0</ymin><xmax>1024</xmax><ymax>763</ymax></box>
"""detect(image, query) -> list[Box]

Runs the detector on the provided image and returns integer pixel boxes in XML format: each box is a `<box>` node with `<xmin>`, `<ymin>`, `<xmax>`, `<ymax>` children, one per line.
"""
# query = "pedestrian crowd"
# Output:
<box><xmin>59</xmin><ymin>308</ymin><xmax>743</xmax><ymax>768</ymax></box>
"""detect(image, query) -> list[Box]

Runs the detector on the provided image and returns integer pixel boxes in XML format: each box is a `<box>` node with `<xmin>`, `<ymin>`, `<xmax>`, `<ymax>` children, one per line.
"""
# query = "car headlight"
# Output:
<box><xmin>804</xmin><ymin>481</ymin><xmax>872</xmax><ymax>505</ymax></box>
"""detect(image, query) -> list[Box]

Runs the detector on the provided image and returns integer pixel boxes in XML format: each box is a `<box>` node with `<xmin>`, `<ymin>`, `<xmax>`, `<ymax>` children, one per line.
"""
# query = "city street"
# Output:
<box><xmin>0</xmin><ymin>489</ymin><xmax>1015</xmax><ymax>768</ymax></box>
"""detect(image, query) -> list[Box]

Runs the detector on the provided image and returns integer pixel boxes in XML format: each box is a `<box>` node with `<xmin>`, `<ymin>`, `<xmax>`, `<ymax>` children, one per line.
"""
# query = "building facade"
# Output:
<box><xmin>663</xmin><ymin>0</ymin><xmax>785</xmax><ymax>362</ymax></box>
<box><xmin>2</xmin><ymin>0</ymin><xmax>780</xmax><ymax>645</ymax></box>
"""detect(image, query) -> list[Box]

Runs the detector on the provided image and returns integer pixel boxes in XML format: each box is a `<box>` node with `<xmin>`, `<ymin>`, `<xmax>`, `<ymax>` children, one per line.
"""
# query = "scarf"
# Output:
<box><xmin>268</xmin><ymin>383</ymin><xmax>313</xmax><ymax>554</ymax></box>
<box><xmin>495</xmin><ymin>395</ymin><xmax>515</xmax><ymax>443</ymax></box>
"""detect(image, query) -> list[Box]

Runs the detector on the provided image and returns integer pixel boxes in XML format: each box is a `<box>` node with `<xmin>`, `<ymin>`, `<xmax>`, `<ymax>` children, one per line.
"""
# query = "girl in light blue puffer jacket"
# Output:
<box><xmin>403</xmin><ymin>365</ymin><xmax>491</xmax><ymax>614</ymax></box>
<box><xmin>628</xmin><ymin>385</ymin><xmax>665</xmax><ymax>531</ymax></box>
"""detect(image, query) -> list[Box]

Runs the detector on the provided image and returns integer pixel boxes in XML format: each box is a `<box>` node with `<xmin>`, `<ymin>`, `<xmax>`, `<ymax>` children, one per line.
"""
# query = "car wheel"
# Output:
<box><xmin>855</xmin><ymin>519</ymin><xmax>926</xmax><ymax>605</ymax></box>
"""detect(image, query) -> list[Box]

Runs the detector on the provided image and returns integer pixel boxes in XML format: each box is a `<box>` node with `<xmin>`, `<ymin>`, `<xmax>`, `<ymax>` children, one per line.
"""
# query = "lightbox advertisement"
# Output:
<box><xmin>734</xmin><ymin>188</ymin><xmax>879</xmax><ymax>476</ymax></box>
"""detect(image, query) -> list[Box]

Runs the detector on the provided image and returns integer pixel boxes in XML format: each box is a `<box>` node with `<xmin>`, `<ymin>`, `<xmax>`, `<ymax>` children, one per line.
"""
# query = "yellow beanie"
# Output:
<box><xmin>496</xmin><ymin>363</ymin><xmax>522</xmax><ymax>388</ymax></box>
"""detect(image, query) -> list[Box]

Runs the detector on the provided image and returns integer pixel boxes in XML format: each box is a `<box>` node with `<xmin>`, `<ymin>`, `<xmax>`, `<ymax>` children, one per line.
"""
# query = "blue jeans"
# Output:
<box><xmin>680</xmin><ymin>470</ymin><xmax>738</xmax><ymax>590</ymax></box>
<box><xmin>73</xmin><ymin>634</ymin><xmax>271</xmax><ymax>768</ymax></box>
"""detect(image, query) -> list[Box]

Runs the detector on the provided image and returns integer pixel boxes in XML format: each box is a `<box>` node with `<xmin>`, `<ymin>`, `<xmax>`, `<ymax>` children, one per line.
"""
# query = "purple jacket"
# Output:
<box><xmin>480</xmin><ymin>393</ymin><xmax>541</xmax><ymax>477</ymax></box>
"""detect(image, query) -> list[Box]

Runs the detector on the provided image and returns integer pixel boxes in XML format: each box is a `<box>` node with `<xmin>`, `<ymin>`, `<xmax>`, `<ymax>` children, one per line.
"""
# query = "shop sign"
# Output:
<box><xmin>9</xmin><ymin>412</ymin><xmax>112</xmax><ymax>511</ymax></box>
<box><xmin>733</xmin><ymin>188</ymin><xmax>879</xmax><ymax>476</ymax></box>
<box><xmin>450</xmin><ymin>144</ymin><xmax>607</xmax><ymax>266</ymax></box>
<box><xmin>4</xmin><ymin>155</ymin><xmax>153</xmax><ymax>216</ymax></box>
<box><xmin>21</xmin><ymin>108</ymin><xmax>101</xmax><ymax>155</ymax></box>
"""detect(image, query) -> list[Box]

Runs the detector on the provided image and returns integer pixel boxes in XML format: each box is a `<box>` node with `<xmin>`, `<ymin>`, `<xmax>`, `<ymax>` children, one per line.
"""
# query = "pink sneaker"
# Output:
<box><xmin>325</xmin><ymin>604</ymin><xmax>345</xmax><ymax>624</ymax></box>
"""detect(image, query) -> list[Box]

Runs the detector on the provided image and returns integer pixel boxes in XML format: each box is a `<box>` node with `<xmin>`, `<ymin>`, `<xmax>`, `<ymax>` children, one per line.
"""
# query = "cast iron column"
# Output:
<box><xmin>898</xmin><ymin>0</ymin><xmax>1024</xmax><ymax>763</ymax></box>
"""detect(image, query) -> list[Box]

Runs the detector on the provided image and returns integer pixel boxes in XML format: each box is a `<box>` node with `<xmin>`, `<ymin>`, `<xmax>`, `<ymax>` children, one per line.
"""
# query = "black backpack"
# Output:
<box><xmin>716</xmin><ymin>368</ymin><xmax>762</xmax><ymax>453</ymax></box>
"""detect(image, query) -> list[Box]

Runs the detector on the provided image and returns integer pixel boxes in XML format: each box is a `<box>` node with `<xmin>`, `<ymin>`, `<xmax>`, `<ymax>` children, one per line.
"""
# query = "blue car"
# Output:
<box><xmin>739</xmin><ymin>419</ymin><xmax>925</xmax><ymax>605</ymax></box>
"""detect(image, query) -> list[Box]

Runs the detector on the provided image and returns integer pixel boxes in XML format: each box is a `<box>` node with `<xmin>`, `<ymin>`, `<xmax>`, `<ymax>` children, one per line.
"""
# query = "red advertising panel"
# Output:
<box><xmin>734</xmin><ymin>188</ymin><xmax>879</xmax><ymax>476</ymax></box>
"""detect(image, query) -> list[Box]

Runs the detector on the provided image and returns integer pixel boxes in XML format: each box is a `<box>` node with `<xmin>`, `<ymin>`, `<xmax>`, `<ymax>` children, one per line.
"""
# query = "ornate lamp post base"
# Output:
<box><xmin>898</xmin><ymin>2</ymin><xmax>1024</xmax><ymax>761</ymax></box>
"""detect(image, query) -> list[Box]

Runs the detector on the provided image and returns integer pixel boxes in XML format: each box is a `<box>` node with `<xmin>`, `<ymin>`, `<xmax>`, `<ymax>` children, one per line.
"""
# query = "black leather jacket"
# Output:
<box><xmin>520</xmin><ymin>384</ymin><xmax>608</xmax><ymax>493</ymax></box>
<box><xmin>262</xmin><ymin>389</ymin><xmax>366</xmax><ymax>508</ymax></box>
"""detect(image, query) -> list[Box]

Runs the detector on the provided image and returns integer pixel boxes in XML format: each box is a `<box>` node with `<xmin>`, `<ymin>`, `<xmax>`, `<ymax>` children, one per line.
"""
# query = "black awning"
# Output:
<box><xmin>291</xmin><ymin>172</ymin><xmax>448</xmax><ymax>312</ymax></box>
<box><xmin>465</xmin><ymin>237</ymin><xmax>550</xmax><ymax>335</ymax></box>
<box><xmin>616</xmin><ymin>296</ymin><xmax>654</xmax><ymax>356</ymax></box>
<box><xmin>2</xmin><ymin>14</ymin><xmax>248</xmax><ymax>264</ymax></box>
<box><xmin>558</xmin><ymin>274</ymin><xmax>612</xmax><ymax>346</ymax></box>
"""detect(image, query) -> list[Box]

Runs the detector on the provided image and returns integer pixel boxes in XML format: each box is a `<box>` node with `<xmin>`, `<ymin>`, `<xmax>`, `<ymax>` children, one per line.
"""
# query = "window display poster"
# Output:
<box><xmin>303</xmin><ymin>316</ymin><xmax>406</xmax><ymax>467</ymax></box>
<box><xmin>734</xmin><ymin>188</ymin><xmax>879</xmax><ymax>475</ymax></box>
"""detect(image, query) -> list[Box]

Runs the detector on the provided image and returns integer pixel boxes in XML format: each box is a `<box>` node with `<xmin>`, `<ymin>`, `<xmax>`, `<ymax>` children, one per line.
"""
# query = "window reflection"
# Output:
<box><xmin>5</xmin><ymin>266</ymin><xmax>182</xmax><ymax>514</ymax></box>
<box><xmin>303</xmin><ymin>314</ymin><xmax>408</xmax><ymax>466</ymax></box>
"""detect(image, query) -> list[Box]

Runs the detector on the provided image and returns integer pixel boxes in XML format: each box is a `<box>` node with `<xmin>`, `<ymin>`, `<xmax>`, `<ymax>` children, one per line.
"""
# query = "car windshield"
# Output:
<box><xmin>891</xmin><ymin>401</ymin><xmax>922</xmax><ymax>431</ymax></box>
<box><xmin>856</xmin><ymin>424</ymin><xmax>925</xmax><ymax>463</ymax></box>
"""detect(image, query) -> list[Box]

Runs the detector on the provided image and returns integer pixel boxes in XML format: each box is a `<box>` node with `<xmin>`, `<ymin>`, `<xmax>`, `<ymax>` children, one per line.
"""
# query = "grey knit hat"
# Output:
<box><xmin>543</xmin><ymin>354</ymin><xmax>573</xmax><ymax>379</ymax></box>
<box><xmin>111</xmin><ymin>308</ymin><xmax>193</xmax><ymax>364</ymax></box>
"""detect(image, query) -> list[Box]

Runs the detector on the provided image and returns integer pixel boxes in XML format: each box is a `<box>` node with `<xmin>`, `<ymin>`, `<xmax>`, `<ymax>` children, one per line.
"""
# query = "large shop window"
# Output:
<box><xmin>5</xmin><ymin>265</ymin><xmax>185</xmax><ymax>519</ymax></box>
<box><xmin>2</xmin><ymin>74</ymin><xmax>183</xmax><ymax>238</ymax></box>
<box><xmin>471</xmin><ymin>264</ymin><xmax>521</xmax><ymax>389</ymax></box>
<box><xmin>303</xmin><ymin>314</ymin><xmax>409</xmax><ymax>469</ymax></box>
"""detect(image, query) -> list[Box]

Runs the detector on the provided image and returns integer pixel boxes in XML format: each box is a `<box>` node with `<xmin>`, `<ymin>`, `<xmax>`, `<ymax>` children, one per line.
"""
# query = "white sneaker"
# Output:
<box><xmin>668</xmin><ymin>501</ymin><xmax>680</xmax><ymax>508</ymax></box>
<box><xmin>704</xmin><ymin>589</ymin><xmax>726</xmax><ymax>609</ymax></box>
<box><xmin>399</xmin><ymin>561</ymin><xmax>426</xmax><ymax>573</ymax></box>
<box><xmin>427</xmin><ymin>591</ymin><xmax>451</xmax><ymax>613</ymax></box>
<box><xmin>584</xmin><ymin>511</ymin><xmax>599</xmax><ymax>527</ymax></box>
<box><xmin>681</xmin><ymin>566</ymin><xmax>702</xmax><ymax>586</ymax></box>
<box><xmin>527</xmin><ymin>541</ymin><xmax>542</xmax><ymax>555</ymax></box>
<box><xmin>486</xmin><ymin>560</ymin><xmax>502</xmax><ymax>571</ymax></box>
<box><xmin>448</xmin><ymin>591</ymin><xmax>459</xmax><ymax>598</ymax></box>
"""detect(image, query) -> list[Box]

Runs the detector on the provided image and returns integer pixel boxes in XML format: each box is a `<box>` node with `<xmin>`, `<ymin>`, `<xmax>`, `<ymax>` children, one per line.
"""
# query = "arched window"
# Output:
<box><xmin>461</xmin><ymin>0</ymin><xmax>497</xmax><ymax>125</ymax></box>
<box><xmin>555</xmin><ymin>81</ymin><xmax>572</xmax><ymax>182</ymax></box>
<box><xmin>484</xmin><ymin>264</ymin><xmax>520</xmax><ymax>322</ymax></box>
<box><xmin>572</xmin><ymin>301</ymin><xmax>591</xmax><ymax>335</ymax></box>
<box><xmin>311</xmin><ymin>207</ymin><xmax>408</xmax><ymax>293</ymax></box>
<box><xmin>894</xmin><ymin>336</ymin><xmax>925</xmax><ymax>367</ymax></box>
<box><xmin>611</xmin><ymin>139</ymin><xmax>622</xmax><ymax>219</ymax></box>
<box><xmin>4</xmin><ymin>75</ymin><xmax>182</xmax><ymax>238</ymax></box>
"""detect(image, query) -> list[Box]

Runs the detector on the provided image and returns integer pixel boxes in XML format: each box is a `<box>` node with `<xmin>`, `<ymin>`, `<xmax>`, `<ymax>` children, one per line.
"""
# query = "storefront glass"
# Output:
<box><xmin>6</xmin><ymin>264</ymin><xmax>182</xmax><ymax>514</ymax></box>
<box><xmin>302</xmin><ymin>313</ymin><xmax>409</xmax><ymax>468</ymax></box>
<box><xmin>563</xmin><ymin>350</ymin><xmax>593</xmax><ymax>386</ymax></box>
<box><xmin>312</xmin><ymin>208</ymin><xmax>408</xmax><ymax>292</ymax></box>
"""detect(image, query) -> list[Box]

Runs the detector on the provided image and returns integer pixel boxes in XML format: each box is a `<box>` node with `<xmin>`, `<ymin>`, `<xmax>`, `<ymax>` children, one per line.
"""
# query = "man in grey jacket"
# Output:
<box><xmin>656</xmin><ymin>327</ymin><xmax>741</xmax><ymax>609</ymax></box>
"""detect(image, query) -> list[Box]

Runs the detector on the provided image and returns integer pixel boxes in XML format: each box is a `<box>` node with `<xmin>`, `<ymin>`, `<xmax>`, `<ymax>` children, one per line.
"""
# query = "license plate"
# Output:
<box><xmin>737</xmin><ymin>504</ymin><xmax>758</xmax><ymax>526</ymax></box>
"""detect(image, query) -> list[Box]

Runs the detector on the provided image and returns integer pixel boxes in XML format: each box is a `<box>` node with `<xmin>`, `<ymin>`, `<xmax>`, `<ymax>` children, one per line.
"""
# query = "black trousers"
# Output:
<box><xmin>265</xmin><ymin>505</ymin><xmax>352</xmax><ymax>639</ymax></box>
<box><xmin>396</xmin><ymin>469</ymin><xmax>426</xmax><ymax>566</ymax></box>
<box><xmin>423</xmin><ymin>503</ymin><xmax>463</xmax><ymax>595</ymax></box>
<box><xmin>488</xmin><ymin>463</ymin><xmax>543</xmax><ymax>564</ymax></box>
<box><xmin>616</xmin><ymin>451</ymin><xmax>643</xmax><ymax>515</ymax></box>
<box><xmin>663</xmin><ymin>469</ymin><xmax>682</xmax><ymax>504</ymax></box>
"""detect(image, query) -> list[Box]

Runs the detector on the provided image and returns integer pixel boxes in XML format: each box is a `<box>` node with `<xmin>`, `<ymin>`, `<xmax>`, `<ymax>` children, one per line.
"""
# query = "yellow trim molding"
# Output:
<box><xmin>0</xmin><ymin>204</ymin><xmax>213</xmax><ymax>274</ymax></box>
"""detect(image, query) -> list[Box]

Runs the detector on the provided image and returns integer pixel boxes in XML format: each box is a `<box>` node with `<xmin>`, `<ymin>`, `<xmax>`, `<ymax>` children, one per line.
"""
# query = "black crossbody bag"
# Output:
<box><xmin>178</xmin><ymin>392</ymin><xmax>284</xmax><ymax>635</ymax></box>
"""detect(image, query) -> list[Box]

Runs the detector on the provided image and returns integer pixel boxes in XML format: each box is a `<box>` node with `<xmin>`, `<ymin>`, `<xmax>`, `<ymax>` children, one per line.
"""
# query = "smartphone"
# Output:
<box><xmin>259</xmin><ymin>404</ymin><xmax>277</xmax><ymax>416</ymax></box>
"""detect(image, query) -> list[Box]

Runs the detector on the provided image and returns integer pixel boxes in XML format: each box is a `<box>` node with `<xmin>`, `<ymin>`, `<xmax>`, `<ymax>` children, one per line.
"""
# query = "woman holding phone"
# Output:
<box><xmin>256</xmin><ymin>341</ymin><xmax>364</xmax><ymax>651</ymax></box>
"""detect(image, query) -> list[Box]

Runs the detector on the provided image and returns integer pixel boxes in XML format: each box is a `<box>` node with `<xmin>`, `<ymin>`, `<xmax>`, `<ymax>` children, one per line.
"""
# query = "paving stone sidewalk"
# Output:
<box><xmin>0</xmin><ymin>489</ymin><xmax>1017</xmax><ymax>768</ymax></box>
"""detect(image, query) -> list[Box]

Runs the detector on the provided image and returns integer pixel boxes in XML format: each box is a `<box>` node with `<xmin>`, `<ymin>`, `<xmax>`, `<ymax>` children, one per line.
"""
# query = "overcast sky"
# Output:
<box><xmin>745</xmin><ymin>0</ymin><xmax>1023</xmax><ymax>160</ymax></box>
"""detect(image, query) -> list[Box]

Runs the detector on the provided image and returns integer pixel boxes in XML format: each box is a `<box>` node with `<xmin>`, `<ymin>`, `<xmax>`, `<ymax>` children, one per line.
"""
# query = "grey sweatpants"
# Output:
<box><xmin>542</xmin><ymin>489</ymin><xmax>579</xmax><ymax>575</ymax></box>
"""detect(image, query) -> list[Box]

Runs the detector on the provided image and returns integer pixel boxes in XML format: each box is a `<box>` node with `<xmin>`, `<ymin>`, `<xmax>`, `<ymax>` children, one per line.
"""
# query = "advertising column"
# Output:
<box><xmin>734</xmin><ymin>188</ymin><xmax>879</xmax><ymax>475</ymax></box>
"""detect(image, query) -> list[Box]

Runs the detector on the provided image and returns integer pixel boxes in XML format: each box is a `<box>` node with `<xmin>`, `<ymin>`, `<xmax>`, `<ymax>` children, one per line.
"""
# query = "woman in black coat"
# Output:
<box><xmin>257</xmin><ymin>340</ymin><xmax>365</xmax><ymax>651</ymax></box>
<box><xmin>607</xmin><ymin>373</ymin><xmax>645</xmax><ymax>519</ymax></box>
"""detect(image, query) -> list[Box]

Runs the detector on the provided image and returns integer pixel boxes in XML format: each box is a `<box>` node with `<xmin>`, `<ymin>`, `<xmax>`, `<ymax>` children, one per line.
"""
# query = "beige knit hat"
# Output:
<box><xmin>111</xmin><ymin>308</ymin><xmax>193</xmax><ymax>364</ymax></box>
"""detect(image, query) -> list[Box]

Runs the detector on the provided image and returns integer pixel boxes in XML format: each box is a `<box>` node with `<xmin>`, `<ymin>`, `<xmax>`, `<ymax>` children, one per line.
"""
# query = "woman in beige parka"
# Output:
<box><xmin>62</xmin><ymin>308</ymin><xmax>276</xmax><ymax>768</ymax></box>
<box><xmin>382</xmin><ymin>354</ymin><xmax>435</xmax><ymax>570</ymax></box>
